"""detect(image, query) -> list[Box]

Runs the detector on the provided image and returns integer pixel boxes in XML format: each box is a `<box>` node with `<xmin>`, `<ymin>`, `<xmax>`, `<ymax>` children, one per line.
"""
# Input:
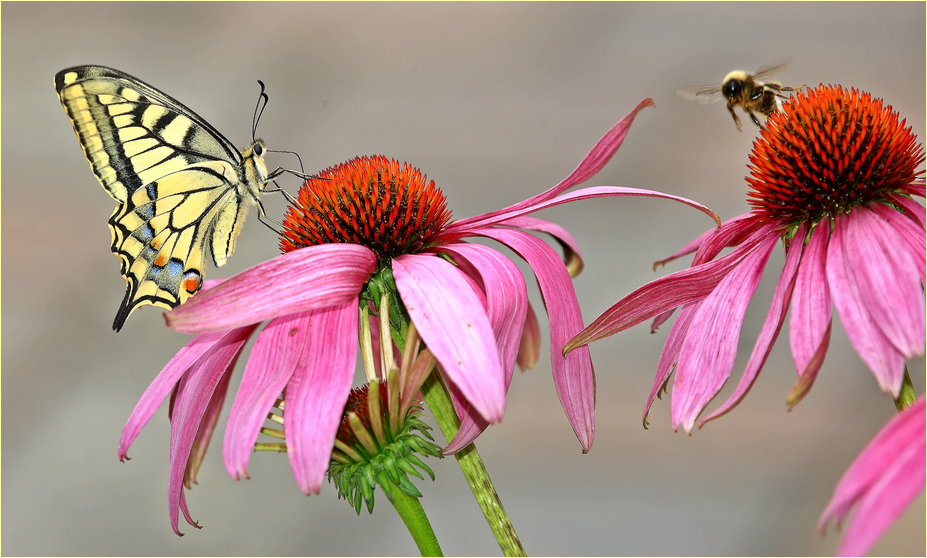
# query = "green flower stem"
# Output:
<box><xmin>893</xmin><ymin>366</ymin><xmax>917</xmax><ymax>412</ymax></box>
<box><xmin>421</xmin><ymin>374</ymin><xmax>527</xmax><ymax>557</ymax></box>
<box><xmin>385</xmin><ymin>479</ymin><xmax>443</xmax><ymax>557</ymax></box>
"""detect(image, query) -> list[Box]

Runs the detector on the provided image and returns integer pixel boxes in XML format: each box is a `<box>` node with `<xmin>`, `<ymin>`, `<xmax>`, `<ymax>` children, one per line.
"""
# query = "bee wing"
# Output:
<box><xmin>753</xmin><ymin>61</ymin><xmax>792</xmax><ymax>82</ymax></box>
<box><xmin>677</xmin><ymin>85</ymin><xmax>724</xmax><ymax>105</ymax></box>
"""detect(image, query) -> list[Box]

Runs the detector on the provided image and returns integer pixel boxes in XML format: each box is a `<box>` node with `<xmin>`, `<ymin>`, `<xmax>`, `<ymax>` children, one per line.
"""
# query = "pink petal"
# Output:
<box><xmin>820</xmin><ymin>398</ymin><xmax>925</xmax><ymax>556</ymax></box>
<box><xmin>700</xmin><ymin>225</ymin><xmax>806</xmax><ymax>427</ymax></box>
<box><xmin>119</xmin><ymin>330</ymin><xmax>245</xmax><ymax>461</ymax></box>
<box><xmin>440</xmin><ymin>243</ymin><xmax>528</xmax><ymax>453</ymax></box>
<box><xmin>826</xmin><ymin>213</ymin><xmax>906</xmax><ymax>395</ymax></box>
<box><xmin>185</xmin><ymin>365</ymin><xmax>234</xmax><ymax>488</ymax></box>
<box><xmin>450</xmin><ymin>185</ymin><xmax>720</xmax><ymax>236</ymax></box>
<box><xmin>844</xmin><ymin>208</ymin><xmax>925</xmax><ymax>358</ymax></box>
<box><xmin>873</xmin><ymin>200</ymin><xmax>925</xmax><ymax>285</ymax></box>
<box><xmin>786</xmin><ymin>321</ymin><xmax>832</xmax><ymax>409</ymax></box>
<box><xmin>653</xmin><ymin>213</ymin><xmax>756</xmax><ymax>269</ymax></box>
<box><xmin>393</xmin><ymin>253</ymin><xmax>505</xmax><ymax>423</ymax></box>
<box><xmin>476</xmin><ymin>227</ymin><xmax>596</xmax><ymax>452</ymax></box>
<box><xmin>789</xmin><ymin>223</ymin><xmax>833</xmax><ymax>377</ymax></box>
<box><xmin>644</xmin><ymin>303</ymin><xmax>697</xmax><ymax>428</ymax></box>
<box><xmin>567</xmin><ymin>222</ymin><xmax>777</xmax><ymax>351</ymax></box>
<box><xmin>497</xmin><ymin>215</ymin><xmax>585</xmax><ymax>276</ymax></box>
<box><xmin>671</xmin><ymin>233</ymin><xmax>778</xmax><ymax>433</ymax></box>
<box><xmin>165</xmin><ymin>244</ymin><xmax>375</xmax><ymax>334</ymax></box>
<box><xmin>285</xmin><ymin>301</ymin><xmax>358</xmax><ymax>495</ymax></box>
<box><xmin>447</xmin><ymin>98</ymin><xmax>654</xmax><ymax>233</ymax></box>
<box><xmin>223</xmin><ymin>311</ymin><xmax>312</xmax><ymax>481</ymax></box>
<box><xmin>167</xmin><ymin>325</ymin><xmax>256</xmax><ymax>535</ymax></box>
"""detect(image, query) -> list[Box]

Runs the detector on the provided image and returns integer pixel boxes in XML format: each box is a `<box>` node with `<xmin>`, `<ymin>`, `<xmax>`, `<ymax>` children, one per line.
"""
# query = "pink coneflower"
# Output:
<box><xmin>118</xmin><ymin>99</ymin><xmax>719</xmax><ymax>534</ymax></box>
<box><xmin>567</xmin><ymin>85</ymin><xmax>925</xmax><ymax>433</ymax></box>
<box><xmin>819</xmin><ymin>396</ymin><xmax>925</xmax><ymax>556</ymax></box>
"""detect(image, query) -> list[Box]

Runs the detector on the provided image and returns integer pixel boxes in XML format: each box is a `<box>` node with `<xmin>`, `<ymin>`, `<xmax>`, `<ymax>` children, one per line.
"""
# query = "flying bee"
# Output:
<box><xmin>677</xmin><ymin>64</ymin><xmax>805</xmax><ymax>131</ymax></box>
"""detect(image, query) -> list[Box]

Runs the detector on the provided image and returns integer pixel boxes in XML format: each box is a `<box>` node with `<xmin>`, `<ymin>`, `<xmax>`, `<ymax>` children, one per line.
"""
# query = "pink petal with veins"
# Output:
<box><xmin>449</xmin><ymin>98</ymin><xmax>655</xmax><ymax>232</ymax></box>
<box><xmin>820</xmin><ymin>398</ymin><xmax>925</xmax><ymax>557</ymax></box>
<box><xmin>165</xmin><ymin>244</ymin><xmax>375</xmax><ymax>334</ymax></box>
<box><xmin>477</xmin><ymin>227</ymin><xmax>596</xmax><ymax>452</ymax></box>
<box><xmin>285</xmin><ymin>302</ymin><xmax>358</xmax><ymax>495</ymax></box>
<box><xmin>224</xmin><ymin>311</ymin><xmax>312</xmax><ymax>480</ymax></box>
<box><xmin>167</xmin><ymin>325</ymin><xmax>256</xmax><ymax>535</ymax></box>
<box><xmin>827</xmin><ymin>214</ymin><xmax>905</xmax><ymax>395</ymax></box>
<box><xmin>844</xmin><ymin>209</ymin><xmax>924</xmax><ymax>358</ymax></box>
<box><xmin>789</xmin><ymin>223</ymin><xmax>832</xmax><ymax>376</ymax></box>
<box><xmin>700</xmin><ymin>227</ymin><xmax>804</xmax><ymax>427</ymax></box>
<box><xmin>671</xmin><ymin>233</ymin><xmax>778</xmax><ymax>433</ymax></box>
<box><xmin>119</xmin><ymin>329</ymin><xmax>249</xmax><ymax>461</ymax></box>
<box><xmin>440</xmin><ymin>243</ymin><xmax>527</xmax><ymax>453</ymax></box>
<box><xmin>393</xmin><ymin>253</ymin><xmax>505</xmax><ymax>423</ymax></box>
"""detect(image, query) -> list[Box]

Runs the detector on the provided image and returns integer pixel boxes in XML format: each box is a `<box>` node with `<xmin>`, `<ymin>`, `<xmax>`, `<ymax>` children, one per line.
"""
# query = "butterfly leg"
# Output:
<box><xmin>254</xmin><ymin>198</ymin><xmax>285</xmax><ymax>234</ymax></box>
<box><xmin>261</xmin><ymin>178</ymin><xmax>300</xmax><ymax>205</ymax></box>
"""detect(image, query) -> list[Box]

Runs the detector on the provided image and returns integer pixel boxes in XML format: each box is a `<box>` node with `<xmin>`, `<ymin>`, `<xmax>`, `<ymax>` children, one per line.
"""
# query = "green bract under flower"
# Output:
<box><xmin>329</xmin><ymin>377</ymin><xmax>443</xmax><ymax>515</ymax></box>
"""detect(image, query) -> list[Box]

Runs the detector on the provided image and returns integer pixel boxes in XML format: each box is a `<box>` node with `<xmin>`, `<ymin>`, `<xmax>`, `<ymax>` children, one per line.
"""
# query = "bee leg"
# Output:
<box><xmin>749</xmin><ymin>111</ymin><xmax>765</xmax><ymax>129</ymax></box>
<box><xmin>728</xmin><ymin>103</ymin><xmax>743</xmax><ymax>132</ymax></box>
<box><xmin>779</xmin><ymin>83</ymin><xmax>806</xmax><ymax>93</ymax></box>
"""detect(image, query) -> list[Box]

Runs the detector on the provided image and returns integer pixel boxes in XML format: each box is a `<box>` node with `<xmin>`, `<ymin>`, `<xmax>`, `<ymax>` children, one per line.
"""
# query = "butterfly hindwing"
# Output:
<box><xmin>55</xmin><ymin>65</ymin><xmax>267</xmax><ymax>331</ymax></box>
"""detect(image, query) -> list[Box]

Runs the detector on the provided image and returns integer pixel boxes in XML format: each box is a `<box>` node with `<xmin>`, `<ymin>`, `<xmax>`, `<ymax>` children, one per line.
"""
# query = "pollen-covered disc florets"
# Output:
<box><xmin>746</xmin><ymin>85</ymin><xmax>925</xmax><ymax>227</ymax></box>
<box><xmin>280</xmin><ymin>156</ymin><xmax>453</xmax><ymax>263</ymax></box>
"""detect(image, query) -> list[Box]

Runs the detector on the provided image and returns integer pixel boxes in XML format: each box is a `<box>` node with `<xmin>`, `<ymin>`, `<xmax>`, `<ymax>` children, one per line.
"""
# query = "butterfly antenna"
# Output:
<box><xmin>268</xmin><ymin>149</ymin><xmax>306</xmax><ymax>175</ymax></box>
<box><xmin>252</xmin><ymin>80</ymin><xmax>269</xmax><ymax>142</ymax></box>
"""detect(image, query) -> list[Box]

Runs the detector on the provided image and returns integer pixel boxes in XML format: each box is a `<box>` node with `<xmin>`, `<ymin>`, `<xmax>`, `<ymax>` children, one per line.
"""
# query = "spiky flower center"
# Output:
<box><xmin>280</xmin><ymin>156</ymin><xmax>453</xmax><ymax>263</ymax></box>
<box><xmin>746</xmin><ymin>85</ymin><xmax>925</xmax><ymax>227</ymax></box>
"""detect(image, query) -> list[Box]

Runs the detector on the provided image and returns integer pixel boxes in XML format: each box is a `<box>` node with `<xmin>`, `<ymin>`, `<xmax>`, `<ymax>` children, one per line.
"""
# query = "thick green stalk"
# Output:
<box><xmin>421</xmin><ymin>374</ymin><xmax>527</xmax><ymax>557</ymax></box>
<box><xmin>385</xmin><ymin>479</ymin><xmax>443</xmax><ymax>557</ymax></box>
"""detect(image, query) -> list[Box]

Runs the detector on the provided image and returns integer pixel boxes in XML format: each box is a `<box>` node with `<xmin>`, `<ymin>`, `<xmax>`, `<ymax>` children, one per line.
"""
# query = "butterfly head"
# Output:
<box><xmin>242</xmin><ymin>139</ymin><xmax>270</xmax><ymax>187</ymax></box>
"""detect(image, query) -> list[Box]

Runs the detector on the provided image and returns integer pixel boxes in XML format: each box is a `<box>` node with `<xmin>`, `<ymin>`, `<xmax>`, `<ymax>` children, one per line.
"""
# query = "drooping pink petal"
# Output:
<box><xmin>844</xmin><ymin>208</ymin><xmax>924</xmax><ymax>358</ymax></box>
<box><xmin>567</xmin><ymin>222</ymin><xmax>778</xmax><ymax>351</ymax></box>
<box><xmin>902</xmin><ymin>180</ymin><xmax>926</xmax><ymax>199</ymax></box>
<box><xmin>643</xmin><ymin>303</ymin><xmax>698</xmax><ymax>428</ymax></box>
<box><xmin>789</xmin><ymin>222</ymin><xmax>833</xmax><ymax>377</ymax></box>
<box><xmin>119</xmin><ymin>330</ymin><xmax>243</xmax><ymax>461</ymax></box>
<box><xmin>393</xmin><ymin>253</ymin><xmax>506</xmax><ymax>423</ymax></box>
<box><xmin>700</xmin><ymin>225</ymin><xmax>805</xmax><ymax>427</ymax></box>
<box><xmin>224</xmin><ymin>312</ymin><xmax>312</xmax><ymax>481</ymax></box>
<box><xmin>888</xmin><ymin>192</ymin><xmax>926</xmax><ymax>229</ymax></box>
<box><xmin>476</xmin><ymin>227</ymin><xmax>596</xmax><ymax>452</ymax></box>
<box><xmin>439</xmin><ymin>243</ymin><xmax>528</xmax><ymax>453</ymax></box>
<box><xmin>826</xmin><ymin>213</ymin><xmax>905</xmax><ymax>395</ymax></box>
<box><xmin>517</xmin><ymin>302</ymin><xmax>541</xmax><ymax>371</ymax></box>
<box><xmin>449</xmin><ymin>185</ymin><xmax>720</xmax><ymax>237</ymax></box>
<box><xmin>185</xmin><ymin>365</ymin><xmax>234</xmax><ymax>488</ymax></box>
<box><xmin>165</xmin><ymin>244</ymin><xmax>376</xmax><ymax>334</ymax></box>
<box><xmin>447</xmin><ymin>98</ymin><xmax>654</xmax><ymax>233</ymax></box>
<box><xmin>873</xmin><ymin>200</ymin><xmax>925</xmax><ymax>285</ymax></box>
<box><xmin>285</xmin><ymin>302</ymin><xmax>358</xmax><ymax>495</ymax></box>
<box><xmin>167</xmin><ymin>325</ymin><xmax>256</xmax><ymax>535</ymax></box>
<box><xmin>653</xmin><ymin>213</ymin><xmax>755</xmax><ymax>269</ymax></box>
<box><xmin>498</xmin><ymin>215</ymin><xmax>585</xmax><ymax>276</ymax></box>
<box><xmin>786</xmin><ymin>321</ymin><xmax>832</xmax><ymax>409</ymax></box>
<box><xmin>819</xmin><ymin>398</ymin><xmax>925</xmax><ymax>557</ymax></box>
<box><xmin>671</xmin><ymin>233</ymin><xmax>778</xmax><ymax>433</ymax></box>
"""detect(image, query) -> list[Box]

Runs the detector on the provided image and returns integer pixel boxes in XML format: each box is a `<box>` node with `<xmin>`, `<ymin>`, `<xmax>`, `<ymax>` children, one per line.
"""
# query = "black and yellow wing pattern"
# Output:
<box><xmin>55</xmin><ymin>65</ymin><xmax>271</xmax><ymax>331</ymax></box>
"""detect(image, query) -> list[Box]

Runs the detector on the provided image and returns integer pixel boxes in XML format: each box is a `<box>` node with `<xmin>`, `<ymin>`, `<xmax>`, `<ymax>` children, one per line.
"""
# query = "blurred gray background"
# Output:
<box><xmin>3</xmin><ymin>2</ymin><xmax>924</xmax><ymax>555</ymax></box>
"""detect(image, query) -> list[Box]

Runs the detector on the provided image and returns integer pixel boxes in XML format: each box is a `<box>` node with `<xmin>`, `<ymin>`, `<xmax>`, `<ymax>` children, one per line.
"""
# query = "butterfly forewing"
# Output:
<box><xmin>55</xmin><ymin>65</ymin><xmax>266</xmax><ymax>331</ymax></box>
